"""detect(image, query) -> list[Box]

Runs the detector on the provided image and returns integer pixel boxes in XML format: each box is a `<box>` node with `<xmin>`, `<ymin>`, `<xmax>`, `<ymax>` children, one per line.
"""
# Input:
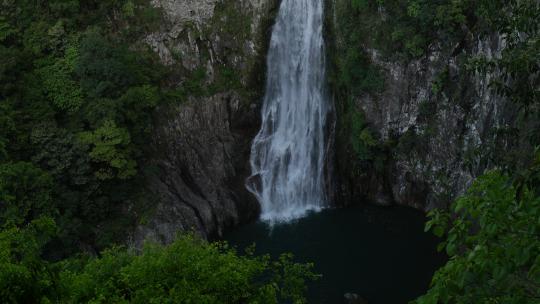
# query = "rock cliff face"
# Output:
<box><xmin>361</xmin><ymin>35</ymin><xmax>510</xmax><ymax>211</ymax></box>
<box><xmin>136</xmin><ymin>0</ymin><xmax>524</xmax><ymax>244</ymax></box>
<box><xmin>328</xmin><ymin>0</ymin><xmax>526</xmax><ymax>211</ymax></box>
<box><xmin>135</xmin><ymin>0</ymin><xmax>278</xmax><ymax>245</ymax></box>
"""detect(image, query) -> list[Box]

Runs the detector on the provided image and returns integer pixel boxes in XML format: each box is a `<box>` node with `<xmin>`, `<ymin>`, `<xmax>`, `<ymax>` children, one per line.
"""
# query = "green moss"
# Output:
<box><xmin>211</xmin><ymin>1</ymin><xmax>252</xmax><ymax>40</ymax></box>
<box><xmin>337</xmin><ymin>47</ymin><xmax>385</xmax><ymax>95</ymax></box>
<box><xmin>210</xmin><ymin>65</ymin><xmax>248</xmax><ymax>95</ymax></box>
<box><xmin>332</xmin><ymin>0</ymin><xmax>482</xmax><ymax>62</ymax></box>
<box><xmin>334</xmin><ymin>96</ymin><xmax>388</xmax><ymax>177</ymax></box>
<box><xmin>183</xmin><ymin>67</ymin><xmax>207</xmax><ymax>96</ymax></box>
<box><xmin>349</xmin><ymin>110</ymin><xmax>378</xmax><ymax>161</ymax></box>
<box><xmin>431</xmin><ymin>67</ymin><xmax>450</xmax><ymax>95</ymax></box>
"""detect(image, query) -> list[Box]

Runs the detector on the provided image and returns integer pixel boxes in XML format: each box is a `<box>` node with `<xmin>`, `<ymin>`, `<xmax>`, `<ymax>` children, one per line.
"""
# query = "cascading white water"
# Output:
<box><xmin>247</xmin><ymin>0</ymin><xmax>331</xmax><ymax>223</ymax></box>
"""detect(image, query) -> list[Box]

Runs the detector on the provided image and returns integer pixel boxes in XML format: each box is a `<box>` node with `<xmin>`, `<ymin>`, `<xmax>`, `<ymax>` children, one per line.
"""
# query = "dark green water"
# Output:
<box><xmin>225</xmin><ymin>204</ymin><xmax>447</xmax><ymax>304</ymax></box>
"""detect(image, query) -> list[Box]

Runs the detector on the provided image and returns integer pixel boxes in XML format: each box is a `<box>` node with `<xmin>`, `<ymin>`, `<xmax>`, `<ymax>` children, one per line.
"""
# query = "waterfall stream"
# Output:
<box><xmin>247</xmin><ymin>0</ymin><xmax>332</xmax><ymax>223</ymax></box>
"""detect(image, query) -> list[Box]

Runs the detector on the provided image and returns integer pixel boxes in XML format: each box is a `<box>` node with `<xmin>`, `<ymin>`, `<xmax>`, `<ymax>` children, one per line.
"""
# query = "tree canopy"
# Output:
<box><xmin>416</xmin><ymin>165</ymin><xmax>540</xmax><ymax>303</ymax></box>
<box><xmin>0</xmin><ymin>223</ymin><xmax>317</xmax><ymax>304</ymax></box>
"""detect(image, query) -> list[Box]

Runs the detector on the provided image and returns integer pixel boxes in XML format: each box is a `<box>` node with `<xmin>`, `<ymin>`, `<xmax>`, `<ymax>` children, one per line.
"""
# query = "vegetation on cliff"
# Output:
<box><xmin>1</xmin><ymin>0</ymin><xmax>538</xmax><ymax>302</ymax></box>
<box><xmin>334</xmin><ymin>0</ymin><xmax>539</xmax><ymax>302</ymax></box>
<box><xmin>332</xmin><ymin>0</ymin><xmax>539</xmax><ymax>175</ymax></box>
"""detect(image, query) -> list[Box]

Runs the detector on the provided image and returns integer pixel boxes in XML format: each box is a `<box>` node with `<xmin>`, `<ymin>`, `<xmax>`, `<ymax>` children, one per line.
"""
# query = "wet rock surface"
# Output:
<box><xmin>134</xmin><ymin>0</ymin><xmax>279</xmax><ymax>244</ymax></box>
<box><xmin>136</xmin><ymin>93</ymin><xmax>261</xmax><ymax>243</ymax></box>
<box><xmin>328</xmin><ymin>1</ymin><xmax>525</xmax><ymax>211</ymax></box>
<box><xmin>359</xmin><ymin>35</ymin><xmax>511</xmax><ymax>211</ymax></box>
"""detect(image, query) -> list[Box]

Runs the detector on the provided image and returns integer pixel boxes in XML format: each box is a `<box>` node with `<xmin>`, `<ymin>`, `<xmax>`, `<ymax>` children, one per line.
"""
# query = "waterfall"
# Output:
<box><xmin>247</xmin><ymin>0</ymin><xmax>332</xmax><ymax>223</ymax></box>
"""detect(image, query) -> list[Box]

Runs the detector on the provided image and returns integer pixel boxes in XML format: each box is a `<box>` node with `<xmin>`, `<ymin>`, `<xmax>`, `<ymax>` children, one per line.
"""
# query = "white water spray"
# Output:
<box><xmin>247</xmin><ymin>0</ymin><xmax>332</xmax><ymax>223</ymax></box>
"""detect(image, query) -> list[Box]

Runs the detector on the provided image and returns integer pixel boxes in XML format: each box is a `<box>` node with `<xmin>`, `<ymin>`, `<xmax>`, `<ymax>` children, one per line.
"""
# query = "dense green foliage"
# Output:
<box><xmin>0</xmin><ymin>223</ymin><xmax>317</xmax><ymax>304</ymax></box>
<box><xmin>61</xmin><ymin>238</ymin><xmax>316</xmax><ymax>304</ymax></box>
<box><xmin>0</xmin><ymin>2</ymin><xmax>317</xmax><ymax>304</ymax></box>
<box><xmin>415</xmin><ymin>162</ymin><xmax>540</xmax><ymax>303</ymax></box>
<box><xmin>0</xmin><ymin>0</ymin><xmax>166</xmax><ymax>255</ymax></box>
<box><xmin>0</xmin><ymin>217</ymin><xmax>57</xmax><ymax>303</ymax></box>
<box><xmin>346</xmin><ymin>0</ymin><xmax>539</xmax><ymax>62</ymax></box>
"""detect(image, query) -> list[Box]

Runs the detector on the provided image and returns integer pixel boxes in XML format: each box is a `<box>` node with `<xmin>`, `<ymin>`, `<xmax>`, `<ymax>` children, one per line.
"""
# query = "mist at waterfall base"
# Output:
<box><xmin>225</xmin><ymin>204</ymin><xmax>447</xmax><ymax>304</ymax></box>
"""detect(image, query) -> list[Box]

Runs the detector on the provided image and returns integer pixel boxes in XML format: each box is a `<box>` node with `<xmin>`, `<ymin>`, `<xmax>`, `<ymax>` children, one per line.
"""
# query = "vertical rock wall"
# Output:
<box><xmin>134</xmin><ymin>0</ymin><xmax>279</xmax><ymax>245</ymax></box>
<box><xmin>328</xmin><ymin>0</ymin><xmax>528</xmax><ymax>211</ymax></box>
<box><xmin>363</xmin><ymin>35</ymin><xmax>511</xmax><ymax>210</ymax></box>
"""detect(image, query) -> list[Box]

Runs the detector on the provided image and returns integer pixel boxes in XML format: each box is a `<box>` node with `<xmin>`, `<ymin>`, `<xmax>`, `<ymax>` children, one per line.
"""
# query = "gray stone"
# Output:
<box><xmin>344</xmin><ymin>293</ymin><xmax>368</xmax><ymax>304</ymax></box>
<box><xmin>135</xmin><ymin>93</ymin><xmax>261</xmax><ymax>245</ymax></box>
<box><xmin>329</xmin><ymin>0</ymin><xmax>524</xmax><ymax>211</ymax></box>
<box><xmin>133</xmin><ymin>0</ymin><xmax>279</xmax><ymax>245</ymax></box>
